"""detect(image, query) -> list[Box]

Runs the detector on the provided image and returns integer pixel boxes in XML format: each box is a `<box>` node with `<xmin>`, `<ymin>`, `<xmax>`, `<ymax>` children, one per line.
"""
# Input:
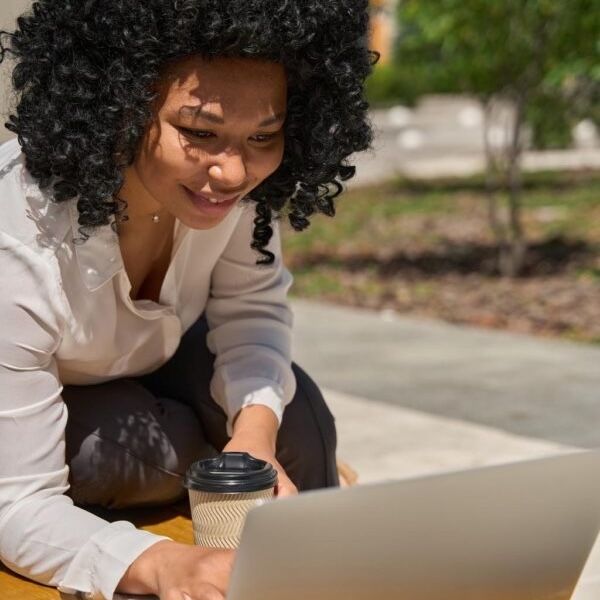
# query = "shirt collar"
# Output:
<box><xmin>68</xmin><ymin>200</ymin><xmax>123</xmax><ymax>292</ymax></box>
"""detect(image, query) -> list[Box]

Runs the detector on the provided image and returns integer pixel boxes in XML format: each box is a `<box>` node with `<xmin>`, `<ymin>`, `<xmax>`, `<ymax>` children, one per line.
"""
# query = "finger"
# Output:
<box><xmin>276</xmin><ymin>485</ymin><xmax>296</xmax><ymax>497</ymax></box>
<box><xmin>269</xmin><ymin>460</ymin><xmax>297</xmax><ymax>497</ymax></box>
<box><xmin>182</xmin><ymin>583</ymin><xmax>225</xmax><ymax>600</ymax></box>
<box><xmin>275</xmin><ymin>477</ymin><xmax>298</xmax><ymax>497</ymax></box>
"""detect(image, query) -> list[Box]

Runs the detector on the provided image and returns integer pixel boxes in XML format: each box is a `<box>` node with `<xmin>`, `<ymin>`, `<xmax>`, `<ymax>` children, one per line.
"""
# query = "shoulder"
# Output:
<box><xmin>0</xmin><ymin>137</ymin><xmax>21</xmax><ymax>170</ymax></box>
<box><xmin>0</xmin><ymin>138</ymin><xmax>72</xmax><ymax>255</ymax></box>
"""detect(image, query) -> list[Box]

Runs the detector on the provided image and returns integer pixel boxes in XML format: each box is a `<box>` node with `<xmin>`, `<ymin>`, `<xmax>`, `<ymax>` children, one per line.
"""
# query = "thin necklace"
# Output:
<box><xmin>114</xmin><ymin>193</ymin><xmax>162</xmax><ymax>225</ymax></box>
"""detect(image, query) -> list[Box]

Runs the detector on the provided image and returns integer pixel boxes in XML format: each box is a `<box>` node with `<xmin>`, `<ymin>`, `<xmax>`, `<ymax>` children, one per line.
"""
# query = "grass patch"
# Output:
<box><xmin>289</xmin><ymin>268</ymin><xmax>346</xmax><ymax>297</ymax></box>
<box><xmin>282</xmin><ymin>172</ymin><xmax>600</xmax><ymax>343</ymax></box>
<box><xmin>283</xmin><ymin>173</ymin><xmax>600</xmax><ymax>258</ymax></box>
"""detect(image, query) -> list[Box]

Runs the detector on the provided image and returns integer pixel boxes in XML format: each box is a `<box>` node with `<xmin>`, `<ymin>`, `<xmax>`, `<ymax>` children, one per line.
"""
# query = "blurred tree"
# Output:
<box><xmin>396</xmin><ymin>0</ymin><xmax>599</xmax><ymax>276</ymax></box>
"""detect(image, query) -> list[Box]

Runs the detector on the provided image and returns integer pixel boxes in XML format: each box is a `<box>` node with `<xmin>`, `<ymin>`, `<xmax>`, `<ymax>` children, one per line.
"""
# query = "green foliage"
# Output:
<box><xmin>393</xmin><ymin>0</ymin><xmax>600</xmax><ymax>147</ymax></box>
<box><xmin>527</xmin><ymin>93</ymin><xmax>573</xmax><ymax>149</ymax></box>
<box><xmin>365</xmin><ymin>64</ymin><xmax>420</xmax><ymax>107</ymax></box>
<box><xmin>385</xmin><ymin>1</ymin><xmax>599</xmax><ymax>275</ymax></box>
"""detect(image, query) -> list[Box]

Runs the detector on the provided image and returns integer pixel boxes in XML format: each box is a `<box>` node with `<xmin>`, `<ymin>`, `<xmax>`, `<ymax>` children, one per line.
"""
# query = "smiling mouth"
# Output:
<box><xmin>206</xmin><ymin>196</ymin><xmax>238</xmax><ymax>205</ymax></box>
<box><xmin>184</xmin><ymin>187</ymin><xmax>239</xmax><ymax>203</ymax></box>
<box><xmin>182</xmin><ymin>186</ymin><xmax>242</xmax><ymax>213</ymax></box>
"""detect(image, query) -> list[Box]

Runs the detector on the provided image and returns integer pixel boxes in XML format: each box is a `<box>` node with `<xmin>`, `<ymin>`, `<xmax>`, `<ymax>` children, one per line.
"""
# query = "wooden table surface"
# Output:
<box><xmin>0</xmin><ymin>503</ymin><xmax>194</xmax><ymax>599</ymax></box>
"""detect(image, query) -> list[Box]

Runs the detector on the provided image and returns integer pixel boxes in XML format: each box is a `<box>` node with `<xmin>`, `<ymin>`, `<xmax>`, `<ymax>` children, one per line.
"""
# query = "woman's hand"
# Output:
<box><xmin>118</xmin><ymin>539</ymin><xmax>235</xmax><ymax>600</ymax></box>
<box><xmin>223</xmin><ymin>434</ymin><xmax>297</xmax><ymax>498</ymax></box>
<box><xmin>224</xmin><ymin>405</ymin><xmax>298</xmax><ymax>498</ymax></box>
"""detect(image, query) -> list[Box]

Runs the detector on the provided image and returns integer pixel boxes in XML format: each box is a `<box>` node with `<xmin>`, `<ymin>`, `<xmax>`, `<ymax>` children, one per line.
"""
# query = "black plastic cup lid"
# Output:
<box><xmin>183</xmin><ymin>452</ymin><xmax>278</xmax><ymax>494</ymax></box>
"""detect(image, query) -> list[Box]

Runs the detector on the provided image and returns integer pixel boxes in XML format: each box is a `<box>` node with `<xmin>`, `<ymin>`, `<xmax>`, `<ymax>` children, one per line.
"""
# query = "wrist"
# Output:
<box><xmin>117</xmin><ymin>539</ymin><xmax>174</xmax><ymax>595</ymax></box>
<box><xmin>232</xmin><ymin>404</ymin><xmax>279</xmax><ymax>435</ymax></box>
<box><xmin>230</xmin><ymin>405</ymin><xmax>279</xmax><ymax>451</ymax></box>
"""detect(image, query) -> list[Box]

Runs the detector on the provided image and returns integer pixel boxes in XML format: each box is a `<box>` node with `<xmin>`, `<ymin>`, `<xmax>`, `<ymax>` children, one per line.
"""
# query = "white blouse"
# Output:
<box><xmin>0</xmin><ymin>138</ymin><xmax>296</xmax><ymax>598</ymax></box>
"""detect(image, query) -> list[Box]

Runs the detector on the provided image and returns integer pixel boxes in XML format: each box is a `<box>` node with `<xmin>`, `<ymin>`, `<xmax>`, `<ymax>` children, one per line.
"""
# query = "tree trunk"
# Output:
<box><xmin>483</xmin><ymin>96</ymin><xmax>512</xmax><ymax>276</ymax></box>
<box><xmin>483</xmin><ymin>99</ymin><xmax>506</xmax><ymax>251</ymax></box>
<box><xmin>501</xmin><ymin>91</ymin><xmax>527</xmax><ymax>277</ymax></box>
<box><xmin>483</xmin><ymin>93</ymin><xmax>528</xmax><ymax>277</ymax></box>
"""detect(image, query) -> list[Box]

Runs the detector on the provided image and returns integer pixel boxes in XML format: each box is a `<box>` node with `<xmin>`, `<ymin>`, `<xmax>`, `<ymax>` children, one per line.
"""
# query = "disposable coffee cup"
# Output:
<box><xmin>183</xmin><ymin>452</ymin><xmax>278</xmax><ymax>549</ymax></box>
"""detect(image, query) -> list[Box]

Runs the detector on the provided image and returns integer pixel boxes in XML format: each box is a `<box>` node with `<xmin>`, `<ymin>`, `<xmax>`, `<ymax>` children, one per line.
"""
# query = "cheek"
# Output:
<box><xmin>260</xmin><ymin>142</ymin><xmax>285</xmax><ymax>179</ymax></box>
<box><xmin>135</xmin><ymin>155</ymin><xmax>169</xmax><ymax>192</ymax></box>
<box><xmin>139</xmin><ymin>130</ymin><xmax>199</xmax><ymax>183</ymax></box>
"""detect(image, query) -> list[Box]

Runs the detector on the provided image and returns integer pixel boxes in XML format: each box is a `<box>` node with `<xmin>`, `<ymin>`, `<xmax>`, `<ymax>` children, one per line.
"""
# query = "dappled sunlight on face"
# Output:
<box><xmin>122</xmin><ymin>56</ymin><xmax>287</xmax><ymax>229</ymax></box>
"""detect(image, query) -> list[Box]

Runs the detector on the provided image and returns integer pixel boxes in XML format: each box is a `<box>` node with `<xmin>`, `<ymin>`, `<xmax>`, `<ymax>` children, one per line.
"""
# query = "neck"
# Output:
<box><xmin>117</xmin><ymin>209</ymin><xmax>175</xmax><ymax>237</ymax></box>
<box><xmin>117</xmin><ymin>164</ymin><xmax>171</xmax><ymax>230</ymax></box>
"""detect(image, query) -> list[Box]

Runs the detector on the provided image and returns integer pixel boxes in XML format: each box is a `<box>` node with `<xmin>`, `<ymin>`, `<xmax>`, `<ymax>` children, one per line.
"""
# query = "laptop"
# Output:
<box><xmin>226</xmin><ymin>450</ymin><xmax>600</xmax><ymax>600</ymax></box>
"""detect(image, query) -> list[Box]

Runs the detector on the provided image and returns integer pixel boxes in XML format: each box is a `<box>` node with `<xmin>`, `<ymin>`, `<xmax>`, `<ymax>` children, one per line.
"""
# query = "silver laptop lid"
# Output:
<box><xmin>227</xmin><ymin>451</ymin><xmax>600</xmax><ymax>600</ymax></box>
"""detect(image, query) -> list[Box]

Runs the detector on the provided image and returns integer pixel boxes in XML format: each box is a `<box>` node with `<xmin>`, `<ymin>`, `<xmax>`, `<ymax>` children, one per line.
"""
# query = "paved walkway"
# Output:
<box><xmin>291</xmin><ymin>298</ymin><xmax>600</xmax><ymax>482</ymax></box>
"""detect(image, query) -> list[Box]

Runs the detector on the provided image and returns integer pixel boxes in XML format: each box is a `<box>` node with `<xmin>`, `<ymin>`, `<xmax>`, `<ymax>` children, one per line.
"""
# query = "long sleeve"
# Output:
<box><xmin>0</xmin><ymin>236</ymin><xmax>167</xmax><ymax>599</ymax></box>
<box><xmin>0</xmin><ymin>139</ymin><xmax>295</xmax><ymax>595</ymax></box>
<box><xmin>205</xmin><ymin>205</ymin><xmax>296</xmax><ymax>434</ymax></box>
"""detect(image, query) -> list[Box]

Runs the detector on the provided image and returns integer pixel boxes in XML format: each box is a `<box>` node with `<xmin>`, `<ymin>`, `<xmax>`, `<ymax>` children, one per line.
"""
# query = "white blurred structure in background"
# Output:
<box><xmin>0</xmin><ymin>0</ymin><xmax>31</xmax><ymax>143</ymax></box>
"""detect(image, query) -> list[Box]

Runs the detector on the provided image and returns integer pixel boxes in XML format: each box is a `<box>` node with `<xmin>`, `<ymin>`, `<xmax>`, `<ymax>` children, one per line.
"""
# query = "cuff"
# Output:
<box><xmin>58</xmin><ymin>520</ymin><xmax>170</xmax><ymax>600</ymax></box>
<box><xmin>219</xmin><ymin>378</ymin><xmax>287</xmax><ymax>436</ymax></box>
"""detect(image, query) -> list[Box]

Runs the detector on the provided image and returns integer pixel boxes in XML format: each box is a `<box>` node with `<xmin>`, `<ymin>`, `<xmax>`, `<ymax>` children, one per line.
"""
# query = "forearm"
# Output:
<box><xmin>206</xmin><ymin>207</ymin><xmax>296</xmax><ymax>436</ymax></box>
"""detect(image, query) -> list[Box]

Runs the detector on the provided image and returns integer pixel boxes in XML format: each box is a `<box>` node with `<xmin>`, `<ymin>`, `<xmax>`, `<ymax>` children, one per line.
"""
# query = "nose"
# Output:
<box><xmin>207</xmin><ymin>150</ymin><xmax>247</xmax><ymax>189</ymax></box>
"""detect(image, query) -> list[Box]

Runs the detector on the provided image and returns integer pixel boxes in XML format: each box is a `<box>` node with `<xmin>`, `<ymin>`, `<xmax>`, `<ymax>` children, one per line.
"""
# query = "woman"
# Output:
<box><xmin>0</xmin><ymin>1</ymin><xmax>374</xmax><ymax>599</ymax></box>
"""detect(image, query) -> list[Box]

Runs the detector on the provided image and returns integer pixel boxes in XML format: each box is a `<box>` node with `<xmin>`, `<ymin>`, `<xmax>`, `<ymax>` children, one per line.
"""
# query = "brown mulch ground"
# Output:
<box><xmin>285</xmin><ymin>196</ymin><xmax>600</xmax><ymax>344</ymax></box>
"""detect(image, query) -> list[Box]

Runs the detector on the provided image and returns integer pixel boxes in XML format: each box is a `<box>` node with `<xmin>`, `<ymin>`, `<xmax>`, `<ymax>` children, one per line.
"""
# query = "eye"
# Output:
<box><xmin>178</xmin><ymin>127</ymin><xmax>214</xmax><ymax>140</ymax></box>
<box><xmin>250</xmin><ymin>132</ymin><xmax>279</xmax><ymax>143</ymax></box>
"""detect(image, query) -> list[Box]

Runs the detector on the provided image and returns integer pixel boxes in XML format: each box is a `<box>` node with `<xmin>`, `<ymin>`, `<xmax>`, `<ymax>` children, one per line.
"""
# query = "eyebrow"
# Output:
<box><xmin>179</xmin><ymin>106</ymin><xmax>285</xmax><ymax>127</ymax></box>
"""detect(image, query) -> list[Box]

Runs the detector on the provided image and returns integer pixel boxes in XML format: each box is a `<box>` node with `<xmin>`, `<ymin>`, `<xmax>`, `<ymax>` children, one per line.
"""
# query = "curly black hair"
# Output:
<box><xmin>0</xmin><ymin>0</ymin><xmax>375</xmax><ymax>263</ymax></box>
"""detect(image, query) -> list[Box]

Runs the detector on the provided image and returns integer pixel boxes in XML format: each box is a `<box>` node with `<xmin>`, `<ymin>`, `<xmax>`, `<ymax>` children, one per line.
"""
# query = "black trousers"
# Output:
<box><xmin>62</xmin><ymin>318</ymin><xmax>339</xmax><ymax>509</ymax></box>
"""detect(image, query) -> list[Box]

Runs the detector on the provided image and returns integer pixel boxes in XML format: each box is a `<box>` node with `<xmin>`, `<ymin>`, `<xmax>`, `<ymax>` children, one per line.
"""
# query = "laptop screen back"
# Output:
<box><xmin>227</xmin><ymin>451</ymin><xmax>600</xmax><ymax>600</ymax></box>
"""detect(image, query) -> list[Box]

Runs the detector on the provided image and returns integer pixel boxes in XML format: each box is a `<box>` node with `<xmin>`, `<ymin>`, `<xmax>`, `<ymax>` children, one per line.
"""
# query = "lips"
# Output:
<box><xmin>186</xmin><ymin>188</ymin><xmax>239</xmax><ymax>204</ymax></box>
<box><xmin>183</xmin><ymin>186</ymin><xmax>240</xmax><ymax>215</ymax></box>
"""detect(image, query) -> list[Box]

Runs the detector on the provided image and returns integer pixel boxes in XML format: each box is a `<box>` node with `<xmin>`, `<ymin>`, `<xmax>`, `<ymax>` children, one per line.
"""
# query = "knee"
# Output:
<box><xmin>68</xmin><ymin>434</ymin><xmax>189</xmax><ymax>509</ymax></box>
<box><xmin>293</xmin><ymin>363</ymin><xmax>337</xmax><ymax>451</ymax></box>
<box><xmin>276</xmin><ymin>364</ymin><xmax>338</xmax><ymax>490</ymax></box>
<box><xmin>65</xmin><ymin>384</ymin><xmax>213</xmax><ymax>509</ymax></box>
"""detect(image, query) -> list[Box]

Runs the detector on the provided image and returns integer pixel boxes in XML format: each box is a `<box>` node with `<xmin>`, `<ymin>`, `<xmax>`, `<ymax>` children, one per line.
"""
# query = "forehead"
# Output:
<box><xmin>156</xmin><ymin>56</ymin><xmax>287</xmax><ymax>118</ymax></box>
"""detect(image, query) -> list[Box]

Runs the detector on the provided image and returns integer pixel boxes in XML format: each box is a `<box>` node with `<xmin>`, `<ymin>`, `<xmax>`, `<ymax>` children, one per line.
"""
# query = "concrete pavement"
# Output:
<box><xmin>290</xmin><ymin>298</ymin><xmax>600</xmax><ymax>482</ymax></box>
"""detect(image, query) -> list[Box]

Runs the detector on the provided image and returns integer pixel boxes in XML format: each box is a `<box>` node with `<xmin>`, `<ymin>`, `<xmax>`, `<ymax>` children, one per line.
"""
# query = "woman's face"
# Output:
<box><xmin>121</xmin><ymin>56</ymin><xmax>287</xmax><ymax>229</ymax></box>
